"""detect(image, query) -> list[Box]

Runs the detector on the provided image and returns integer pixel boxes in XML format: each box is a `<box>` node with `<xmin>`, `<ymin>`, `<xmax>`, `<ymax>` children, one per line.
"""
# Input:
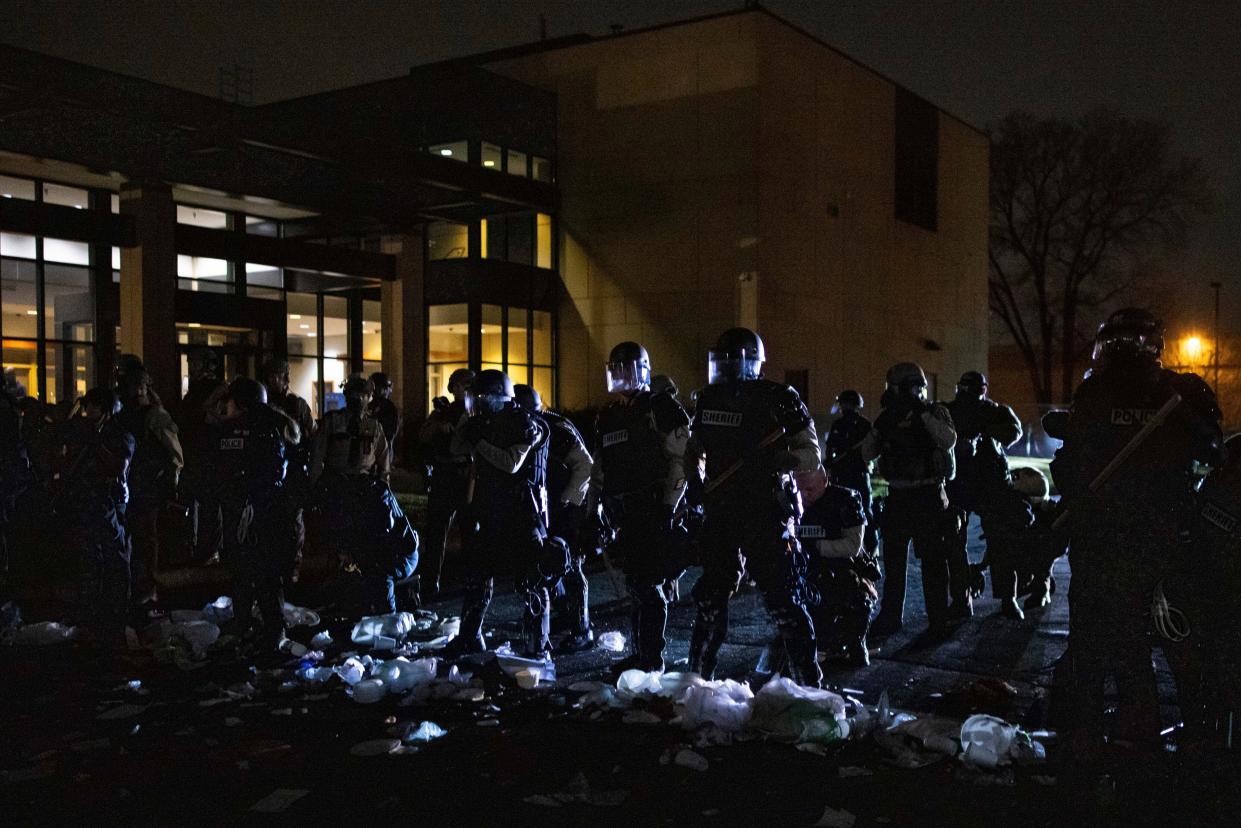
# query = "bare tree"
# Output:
<box><xmin>989</xmin><ymin>109</ymin><xmax>1211</xmax><ymax>406</ymax></box>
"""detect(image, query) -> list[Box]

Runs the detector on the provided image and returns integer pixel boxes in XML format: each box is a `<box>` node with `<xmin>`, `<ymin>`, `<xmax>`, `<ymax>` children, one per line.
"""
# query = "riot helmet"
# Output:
<box><xmin>832</xmin><ymin>389</ymin><xmax>863</xmax><ymax>415</ymax></box>
<box><xmin>474</xmin><ymin>369</ymin><xmax>515</xmax><ymax>414</ymax></box>
<box><xmin>370</xmin><ymin>372</ymin><xmax>393</xmax><ymax>398</ymax></box>
<box><xmin>227</xmin><ymin>377</ymin><xmax>268</xmax><ymax>411</ymax></box>
<box><xmin>260</xmin><ymin>358</ymin><xmax>291</xmax><ymax>397</ymax></box>
<box><xmin>955</xmin><ymin>371</ymin><xmax>988</xmax><ymax>401</ymax></box>
<box><xmin>513</xmin><ymin>383</ymin><xmax>543</xmax><ymax>412</ymax></box>
<box><xmin>82</xmin><ymin>387</ymin><xmax>121</xmax><ymax>419</ymax></box>
<box><xmin>1011</xmin><ymin>466</ymin><xmax>1050</xmax><ymax>502</ymax></box>
<box><xmin>885</xmin><ymin>362</ymin><xmax>929</xmax><ymax>403</ymax></box>
<box><xmin>187</xmin><ymin>347</ymin><xmax>220</xmax><ymax>382</ymax></box>
<box><xmin>650</xmin><ymin>373</ymin><xmax>679</xmax><ymax>398</ymax></box>
<box><xmin>342</xmin><ymin>373</ymin><xmax>374</xmax><ymax>411</ymax></box>
<box><xmin>708</xmin><ymin>327</ymin><xmax>766</xmax><ymax>385</ymax></box>
<box><xmin>1091</xmin><ymin>308</ymin><xmax>1163</xmax><ymax>372</ymax></box>
<box><xmin>605</xmin><ymin>341</ymin><xmax>651</xmax><ymax>395</ymax></box>
<box><xmin>447</xmin><ymin>368</ymin><xmax>474</xmax><ymax>400</ymax></box>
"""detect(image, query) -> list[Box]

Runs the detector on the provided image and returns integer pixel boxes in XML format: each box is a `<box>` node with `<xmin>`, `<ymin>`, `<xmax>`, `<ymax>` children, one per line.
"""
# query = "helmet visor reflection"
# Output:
<box><xmin>605</xmin><ymin>361</ymin><xmax>650</xmax><ymax>393</ymax></box>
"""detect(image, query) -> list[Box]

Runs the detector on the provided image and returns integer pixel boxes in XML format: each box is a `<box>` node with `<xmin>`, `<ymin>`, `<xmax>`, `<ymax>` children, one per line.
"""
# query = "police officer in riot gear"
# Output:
<box><xmin>514</xmin><ymin>384</ymin><xmax>596</xmax><ymax>652</ymax></box>
<box><xmin>0</xmin><ymin>380</ymin><xmax>33</xmax><ymax>586</ymax></box>
<box><xmin>688</xmin><ymin>328</ymin><xmax>823</xmax><ymax>686</ymax></box>
<box><xmin>946</xmin><ymin>371</ymin><xmax>1023</xmax><ymax>617</ymax></box>
<box><xmin>825</xmin><ymin>390</ymin><xmax>875</xmax><ymax>552</ymax></box>
<box><xmin>447</xmin><ymin>370</ymin><xmax>554</xmax><ymax>657</ymax></box>
<box><xmin>862</xmin><ymin>362</ymin><xmax>959</xmax><ymax>641</ymax></box>
<box><xmin>215</xmin><ymin>377</ymin><xmax>290</xmax><ymax>650</ymax></box>
<box><xmin>1052</xmin><ymin>308</ymin><xmax>1222</xmax><ymax>759</ymax></box>
<box><xmin>591</xmin><ymin>341</ymin><xmax>690</xmax><ymax>672</ymax></box>
<box><xmin>418</xmin><ymin>368</ymin><xmax>475</xmax><ymax>593</ymax></box>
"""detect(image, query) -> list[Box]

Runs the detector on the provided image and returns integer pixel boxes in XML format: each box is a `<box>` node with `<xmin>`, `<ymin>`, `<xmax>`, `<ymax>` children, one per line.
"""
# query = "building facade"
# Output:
<box><xmin>1</xmin><ymin>7</ymin><xmax>989</xmax><ymax>449</ymax></box>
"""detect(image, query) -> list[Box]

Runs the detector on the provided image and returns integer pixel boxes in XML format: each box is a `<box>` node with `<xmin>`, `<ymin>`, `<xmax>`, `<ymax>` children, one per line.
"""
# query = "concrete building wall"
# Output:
<box><xmin>494</xmin><ymin>10</ymin><xmax>989</xmax><ymax>417</ymax></box>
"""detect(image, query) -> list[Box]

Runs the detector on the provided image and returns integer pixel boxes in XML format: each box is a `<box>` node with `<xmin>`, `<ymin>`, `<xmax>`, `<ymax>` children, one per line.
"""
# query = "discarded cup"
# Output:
<box><xmin>516</xmin><ymin>668</ymin><xmax>541</xmax><ymax>689</ymax></box>
<box><xmin>597</xmin><ymin>631</ymin><xmax>626</xmax><ymax>652</ymax></box>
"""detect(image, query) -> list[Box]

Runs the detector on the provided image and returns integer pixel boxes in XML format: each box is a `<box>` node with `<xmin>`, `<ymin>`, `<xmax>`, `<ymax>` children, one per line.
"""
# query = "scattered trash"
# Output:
<box><xmin>96</xmin><ymin>704</ymin><xmax>148</xmax><ymax>721</ymax></box>
<box><xmin>673</xmin><ymin>748</ymin><xmax>709</xmax><ymax>771</ymax></box>
<box><xmin>616</xmin><ymin>669</ymin><xmax>664</xmax><ymax>694</ymax></box>
<box><xmin>516</xmin><ymin>668</ymin><xmax>541</xmax><ymax>689</ymax></box>
<box><xmin>379</xmin><ymin>656</ymin><xmax>438</xmax><ymax>693</ymax></box>
<box><xmin>453</xmin><ymin>687</ymin><xmax>485</xmax><ymax>702</ymax></box>
<box><xmin>277</xmin><ymin>637</ymin><xmax>308</xmax><ymax>658</ymax></box>
<box><xmin>812</xmin><ymin>805</ymin><xmax>857</xmax><ymax>828</ymax></box>
<box><xmin>351</xmin><ymin>612</ymin><xmax>416</xmax><ymax>650</ymax></box>
<box><xmin>960</xmin><ymin>714</ymin><xmax>1030</xmax><ymax>768</ymax></box>
<box><xmin>597</xmin><ymin>631</ymin><xmax>626</xmax><ymax>652</ymax></box>
<box><xmin>350</xmin><ymin>739</ymin><xmax>400</xmax><ymax>757</ymax></box>
<box><xmin>493</xmin><ymin>643</ymin><xmax>557</xmax><ymax>683</ymax></box>
<box><xmin>837</xmin><ymin>765</ymin><xmax>874</xmax><ymax>778</ymax></box>
<box><xmin>250</xmin><ymin>788</ymin><xmax>309</xmax><ymax>813</ymax></box>
<box><xmin>350</xmin><ymin>678</ymin><xmax>387</xmax><ymax>704</ymax></box>
<box><xmin>622</xmin><ymin>710</ymin><xmax>662</xmax><ymax>725</ymax></box>
<box><xmin>402</xmin><ymin>721</ymin><xmax>448</xmax><ymax>742</ymax></box>
<box><xmin>201</xmin><ymin>596</ymin><xmax>233</xmax><ymax>625</ymax></box>
<box><xmin>8</xmin><ymin>621</ymin><xmax>78</xmax><ymax>646</ymax></box>
<box><xmin>749</xmin><ymin>678</ymin><xmax>848</xmax><ymax>745</ymax></box>
<box><xmin>476</xmin><ymin>719</ymin><xmax>500</xmax><ymax>727</ymax></box>
<box><xmin>336</xmin><ymin>657</ymin><xmax>368</xmax><ymax>686</ymax></box>
<box><xmin>681</xmin><ymin>680</ymin><xmax>754</xmax><ymax>732</ymax></box>
<box><xmin>282</xmin><ymin>603</ymin><xmax>320</xmax><ymax>628</ymax></box>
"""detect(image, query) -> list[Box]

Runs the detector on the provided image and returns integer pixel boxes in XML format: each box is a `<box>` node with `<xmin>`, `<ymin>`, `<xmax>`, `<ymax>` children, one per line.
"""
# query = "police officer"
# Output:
<box><xmin>176</xmin><ymin>348</ymin><xmax>227</xmax><ymax>565</ymax></box>
<box><xmin>688</xmin><ymin>328</ymin><xmax>823</xmax><ymax>686</ymax></box>
<box><xmin>313</xmin><ymin>375</ymin><xmax>417</xmax><ymax>614</ymax></box>
<box><xmin>368</xmin><ymin>372</ymin><xmax>399</xmax><ymax>466</ymax></box>
<box><xmin>261</xmin><ymin>359</ymin><xmax>314</xmax><ymax>581</ymax></box>
<box><xmin>945</xmin><ymin>371</ymin><xmax>1022</xmax><ymax>617</ymax></box>
<box><xmin>116</xmin><ymin>366</ymin><xmax>184</xmax><ymax>606</ymax></box>
<box><xmin>514</xmin><ymin>384</ymin><xmax>596</xmax><ymax>652</ymax></box>
<box><xmin>447</xmin><ymin>370</ymin><xmax>553</xmax><ymax>657</ymax></box>
<box><xmin>1052</xmin><ymin>308</ymin><xmax>1221</xmax><ymax>758</ymax></box>
<box><xmin>824</xmin><ymin>390</ymin><xmax>875</xmax><ymax>552</ymax></box>
<box><xmin>590</xmin><ymin>342</ymin><xmax>690</xmax><ymax>672</ymax></box>
<box><xmin>417</xmin><ymin>368</ymin><xmax>475</xmax><ymax>593</ymax></box>
<box><xmin>0</xmin><ymin>381</ymin><xmax>32</xmax><ymax>584</ymax></box>
<box><xmin>215</xmin><ymin>378</ymin><xmax>289</xmax><ymax>650</ymax></box>
<box><xmin>58</xmin><ymin>388</ymin><xmax>135</xmax><ymax>642</ymax></box>
<box><xmin>862</xmin><ymin>362</ymin><xmax>958</xmax><ymax>641</ymax></box>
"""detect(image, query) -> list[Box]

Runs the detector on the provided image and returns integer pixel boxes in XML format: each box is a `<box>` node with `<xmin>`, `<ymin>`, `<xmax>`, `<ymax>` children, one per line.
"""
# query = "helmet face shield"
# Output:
<box><xmin>476</xmin><ymin>392</ymin><xmax>510</xmax><ymax>414</ymax></box>
<box><xmin>707</xmin><ymin>348</ymin><xmax>763</xmax><ymax>385</ymax></box>
<box><xmin>605</xmin><ymin>360</ymin><xmax>650</xmax><ymax>394</ymax></box>
<box><xmin>1092</xmin><ymin>331</ymin><xmax>1159</xmax><ymax>367</ymax></box>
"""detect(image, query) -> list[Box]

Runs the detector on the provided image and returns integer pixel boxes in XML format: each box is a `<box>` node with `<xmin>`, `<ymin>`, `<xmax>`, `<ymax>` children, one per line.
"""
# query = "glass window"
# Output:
<box><xmin>176</xmin><ymin>205</ymin><xmax>229</xmax><ymax>229</ymax></box>
<box><xmin>536</xmin><ymin>213</ymin><xmax>553</xmax><ymax>269</ymax></box>
<box><xmin>111</xmin><ymin>247</ymin><xmax>121</xmax><ymax>270</ymax></box>
<box><xmin>532</xmin><ymin>310</ymin><xmax>552</xmax><ymax>365</ymax></box>
<box><xmin>246</xmin><ymin>215</ymin><xmax>280</xmax><ymax>237</ymax></box>
<box><xmin>0</xmin><ymin>175</ymin><xmax>36</xmax><ymax>201</ymax></box>
<box><xmin>429</xmin><ymin>140</ymin><xmax>468</xmax><ymax>162</ymax></box>
<box><xmin>1</xmin><ymin>258</ymin><xmax>38</xmax><ymax>338</ymax></box>
<box><xmin>480</xmin><ymin>304</ymin><xmax>503</xmax><ymax>366</ymax></box>
<box><xmin>287</xmin><ymin>356</ymin><xmax>317</xmax><ymax>413</ymax></box>
<box><xmin>0</xmin><ymin>232</ymin><xmax>37</xmax><ymax>260</ymax></box>
<box><xmin>43</xmin><ymin>238</ymin><xmax>90</xmax><ymax>266</ymax></box>
<box><xmin>508</xmin><ymin>214</ymin><xmax>533</xmax><ymax>265</ymax></box>
<box><xmin>362</xmin><ymin>299</ymin><xmax>382</xmax><ymax>363</ymax></box>
<box><xmin>44</xmin><ymin>263</ymin><xmax>93</xmax><ymax>341</ymax></box>
<box><xmin>322</xmin><ymin>295</ymin><xmax>349</xmax><ymax>364</ymax></box>
<box><xmin>507</xmin><ymin>307</ymin><xmax>528</xmax><ymax>367</ymax></box>
<box><xmin>178</xmin><ymin>255</ymin><xmax>232</xmax><ymax>292</ymax></box>
<box><xmin>2</xmin><ymin>339</ymin><xmax>39</xmax><ymax>397</ymax></box>
<box><xmin>428</xmin><ymin>303</ymin><xmax>469</xmax><ymax>410</ymax></box>
<box><xmin>42</xmin><ymin>183</ymin><xmax>89</xmax><ymax>209</ymax></box>
<box><xmin>323</xmin><ymin>357</ymin><xmax>348</xmax><ymax>412</ymax></box>
<box><xmin>506</xmin><ymin>150</ymin><xmax>527</xmax><ymax>177</ymax></box>
<box><xmin>483</xmin><ymin>217</ymin><xmax>504</xmax><ymax>261</ymax></box>
<box><xmin>287</xmin><ymin>293</ymin><xmax>319</xmax><ymax>357</ymax></box>
<box><xmin>531</xmin><ymin>156</ymin><xmax>552</xmax><ymax>183</ymax></box>
<box><xmin>427</xmin><ymin>221</ymin><xmax>468</xmax><ymax>260</ymax></box>
<box><xmin>246</xmin><ymin>262</ymin><xmax>282</xmax><ymax>299</ymax></box>
<box><xmin>481</xmin><ymin>142</ymin><xmax>502</xmax><ymax>170</ymax></box>
<box><xmin>45</xmin><ymin>342</ymin><xmax>94</xmax><ymax>405</ymax></box>
<box><xmin>508</xmin><ymin>364</ymin><xmax>530</xmax><ymax>387</ymax></box>
<box><xmin>479</xmin><ymin>219</ymin><xmax>489</xmax><ymax>259</ymax></box>
<box><xmin>533</xmin><ymin>367</ymin><xmax>554</xmax><ymax>409</ymax></box>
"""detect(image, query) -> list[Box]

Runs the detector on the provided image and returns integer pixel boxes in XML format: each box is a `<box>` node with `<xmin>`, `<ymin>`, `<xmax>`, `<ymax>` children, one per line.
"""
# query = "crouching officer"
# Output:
<box><xmin>312</xmin><ymin>375</ymin><xmax>417</xmax><ymax>614</ymax></box>
<box><xmin>1052</xmin><ymin>308</ymin><xmax>1222</xmax><ymax>758</ymax></box>
<box><xmin>215</xmin><ymin>378</ymin><xmax>290</xmax><ymax>650</ymax></box>
<box><xmin>825</xmin><ymin>390</ymin><xmax>876</xmax><ymax>552</ymax></box>
<box><xmin>589</xmin><ymin>342</ymin><xmax>690</xmax><ymax>672</ymax></box>
<box><xmin>447</xmin><ymin>370</ymin><xmax>553</xmax><ymax>657</ymax></box>
<box><xmin>514</xmin><ymin>384</ymin><xmax>596</xmax><ymax>652</ymax></box>
<box><xmin>862</xmin><ymin>362</ymin><xmax>958</xmax><ymax>642</ymax></box>
<box><xmin>688</xmin><ymin>328</ymin><xmax>822</xmax><ymax>686</ymax></box>
<box><xmin>58</xmin><ymin>388</ymin><xmax>135</xmax><ymax>643</ymax></box>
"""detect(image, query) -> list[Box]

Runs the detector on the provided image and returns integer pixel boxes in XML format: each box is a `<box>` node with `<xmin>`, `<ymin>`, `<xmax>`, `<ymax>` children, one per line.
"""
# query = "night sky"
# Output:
<box><xmin>3</xmin><ymin>0</ymin><xmax>1238</xmax><ymax>331</ymax></box>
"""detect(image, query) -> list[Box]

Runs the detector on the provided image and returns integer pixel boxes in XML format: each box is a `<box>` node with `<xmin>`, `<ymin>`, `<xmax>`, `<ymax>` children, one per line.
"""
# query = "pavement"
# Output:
<box><xmin>2</xmin><ymin>518</ymin><xmax>1240</xmax><ymax>825</ymax></box>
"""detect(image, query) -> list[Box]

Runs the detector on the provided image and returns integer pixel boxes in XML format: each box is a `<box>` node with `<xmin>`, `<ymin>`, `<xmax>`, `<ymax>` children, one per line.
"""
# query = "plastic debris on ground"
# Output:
<box><xmin>401</xmin><ymin>720</ymin><xmax>448</xmax><ymax>742</ymax></box>
<box><xmin>959</xmin><ymin>714</ymin><xmax>1046</xmax><ymax>767</ymax></box>
<box><xmin>349</xmin><ymin>738</ymin><xmax>400</xmax><ymax>756</ymax></box>
<box><xmin>7</xmin><ymin>621</ymin><xmax>79</xmax><ymax>646</ymax></box>
<box><xmin>201</xmin><ymin>596</ymin><xmax>233</xmax><ymax>625</ymax></box>
<box><xmin>749</xmin><ymin>677</ymin><xmax>849</xmax><ymax>745</ymax></box>
<box><xmin>673</xmin><ymin>748</ymin><xmax>709</xmax><ymax>771</ymax></box>
<box><xmin>351</xmin><ymin>612</ymin><xmax>416</xmax><ymax>650</ymax></box>
<box><xmin>597</xmin><ymin>631</ymin><xmax>626</xmax><ymax>652</ymax></box>
<box><xmin>492</xmin><ymin>642</ymin><xmax>557</xmax><ymax>684</ymax></box>
<box><xmin>281</xmin><ymin>602</ymin><xmax>320</xmax><ymax>628</ymax></box>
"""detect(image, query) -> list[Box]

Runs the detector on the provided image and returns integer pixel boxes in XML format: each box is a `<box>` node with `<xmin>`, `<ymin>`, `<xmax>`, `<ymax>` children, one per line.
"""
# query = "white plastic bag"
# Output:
<box><xmin>351</xmin><ymin>612</ymin><xmax>416</xmax><ymax>649</ymax></box>
<box><xmin>597</xmin><ymin>631</ymin><xmax>626</xmax><ymax>652</ymax></box>
<box><xmin>616</xmin><ymin>669</ymin><xmax>664</xmax><ymax>694</ymax></box>
<box><xmin>681</xmin><ymin>682</ymin><xmax>754</xmax><ymax>732</ymax></box>
<box><xmin>960</xmin><ymin>714</ymin><xmax>1018</xmax><ymax>767</ymax></box>
<box><xmin>202</xmin><ymin>596</ymin><xmax>234</xmax><ymax>625</ymax></box>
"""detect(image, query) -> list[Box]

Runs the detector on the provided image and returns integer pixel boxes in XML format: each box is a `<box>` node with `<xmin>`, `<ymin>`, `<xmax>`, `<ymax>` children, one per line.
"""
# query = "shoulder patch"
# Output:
<box><xmin>602</xmin><ymin>429</ymin><xmax>629</xmax><ymax>448</ymax></box>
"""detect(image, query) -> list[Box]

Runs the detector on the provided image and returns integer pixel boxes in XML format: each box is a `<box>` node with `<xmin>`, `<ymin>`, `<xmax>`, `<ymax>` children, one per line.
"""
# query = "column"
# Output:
<box><xmin>380</xmin><ymin>228</ymin><xmax>425</xmax><ymax>465</ymax></box>
<box><xmin>118</xmin><ymin>182</ymin><xmax>178</xmax><ymax>404</ymax></box>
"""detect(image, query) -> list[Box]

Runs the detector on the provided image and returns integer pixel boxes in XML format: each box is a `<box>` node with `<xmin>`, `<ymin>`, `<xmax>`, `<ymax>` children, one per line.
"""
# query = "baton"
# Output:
<box><xmin>703</xmin><ymin>427</ymin><xmax>788</xmax><ymax>495</ymax></box>
<box><xmin>1052</xmin><ymin>393</ymin><xmax>1182</xmax><ymax>530</ymax></box>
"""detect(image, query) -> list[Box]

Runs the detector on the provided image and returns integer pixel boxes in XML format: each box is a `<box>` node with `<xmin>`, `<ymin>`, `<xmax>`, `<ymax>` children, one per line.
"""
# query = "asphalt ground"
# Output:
<box><xmin>3</xmin><ymin>518</ymin><xmax>1240</xmax><ymax>825</ymax></box>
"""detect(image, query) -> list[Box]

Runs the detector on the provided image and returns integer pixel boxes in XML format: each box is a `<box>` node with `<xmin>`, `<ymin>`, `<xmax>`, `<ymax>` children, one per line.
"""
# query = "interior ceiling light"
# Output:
<box><xmin>187</xmin><ymin>323</ymin><xmax>201</xmax><ymax>328</ymax></box>
<box><xmin>289</xmin><ymin>314</ymin><xmax>302</xmax><ymax>320</ymax></box>
<box><xmin>25</xmin><ymin>309</ymin><xmax>37</xmax><ymax>315</ymax></box>
<box><xmin>439</xmin><ymin>148</ymin><xmax>453</xmax><ymax>156</ymax></box>
<box><xmin>483</xmin><ymin>160</ymin><xmax>495</xmax><ymax>167</ymax></box>
<box><xmin>307</xmin><ymin>332</ymin><xmax>317</xmax><ymax>338</ymax></box>
<box><xmin>299</xmin><ymin>324</ymin><xmax>310</xmax><ymax>329</ymax></box>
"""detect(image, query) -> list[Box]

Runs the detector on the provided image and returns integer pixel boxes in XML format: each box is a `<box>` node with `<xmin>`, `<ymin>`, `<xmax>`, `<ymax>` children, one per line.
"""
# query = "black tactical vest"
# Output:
<box><xmin>692</xmin><ymin>379</ymin><xmax>811</xmax><ymax>481</ymax></box>
<box><xmin>542</xmin><ymin>409</ymin><xmax>585</xmax><ymax>496</ymax></box>
<box><xmin>595</xmin><ymin>390</ymin><xmax>687</xmax><ymax>497</ymax></box>
<box><xmin>473</xmin><ymin>405</ymin><xmax>549</xmax><ymax>513</ymax></box>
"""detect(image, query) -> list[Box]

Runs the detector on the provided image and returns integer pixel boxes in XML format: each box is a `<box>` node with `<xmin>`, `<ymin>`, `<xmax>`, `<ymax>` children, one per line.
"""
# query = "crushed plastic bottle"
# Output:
<box><xmin>597</xmin><ymin>631</ymin><xmax>626</xmax><ymax>652</ymax></box>
<box><xmin>380</xmin><ymin>657</ymin><xmax>438</xmax><ymax>693</ymax></box>
<box><xmin>201</xmin><ymin>596</ymin><xmax>233</xmax><ymax>625</ymax></box>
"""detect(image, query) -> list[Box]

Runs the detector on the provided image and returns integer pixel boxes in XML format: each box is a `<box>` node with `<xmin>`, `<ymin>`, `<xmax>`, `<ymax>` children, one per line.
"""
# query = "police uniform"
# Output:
<box><xmin>59</xmin><ymin>415</ymin><xmax>135</xmax><ymax>635</ymax></box>
<box><xmin>448</xmin><ymin>403</ymin><xmax>552</xmax><ymax>655</ymax></box>
<box><xmin>861</xmin><ymin>395</ymin><xmax>958</xmax><ymax>636</ymax></box>
<box><xmin>592</xmin><ymin>388</ymin><xmax>690</xmax><ymax>670</ymax></box>
<box><xmin>825</xmin><ymin>409</ymin><xmax>875</xmax><ymax>549</ymax></box>
<box><xmin>215</xmin><ymin>404</ymin><xmax>289</xmax><ymax>645</ymax></box>
<box><xmin>799</xmin><ymin>483</ymin><xmax>878</xmax><ymax>661</ymax></box>
<box><xmin>115</xmin><ymin>400</ymin><xmax>184</xmax><ymax>601</ymax></box>
<box><xmin>540</xmin><ymin>409</ymin><xmax>594</xmax><ymax>644</ymax></box>
<box><xmin>689</xmin><ymin>379</ymin><xmax>822</xmax><ymax>686</ymax></box>
<box><xmin>0</xmin><ymin>388</ymin><xmax>33</xmax><ymax>581</ymax></box>
<box><xmin>1053</xmin><ymin>362</ymin><xmax>1221</xmax><ymax>753</ymax></box>
<box><xmin>418</xmin><ymin>398</ymin><xmax>474</xmax><ymax>591</ymax></box>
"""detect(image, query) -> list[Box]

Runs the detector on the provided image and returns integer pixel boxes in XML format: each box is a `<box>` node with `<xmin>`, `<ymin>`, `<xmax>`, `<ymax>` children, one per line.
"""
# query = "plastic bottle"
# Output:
<box><xmin>597</xmin><ymin>631</ymin><xmax>626</xmax><ymax>652</ymax></box>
